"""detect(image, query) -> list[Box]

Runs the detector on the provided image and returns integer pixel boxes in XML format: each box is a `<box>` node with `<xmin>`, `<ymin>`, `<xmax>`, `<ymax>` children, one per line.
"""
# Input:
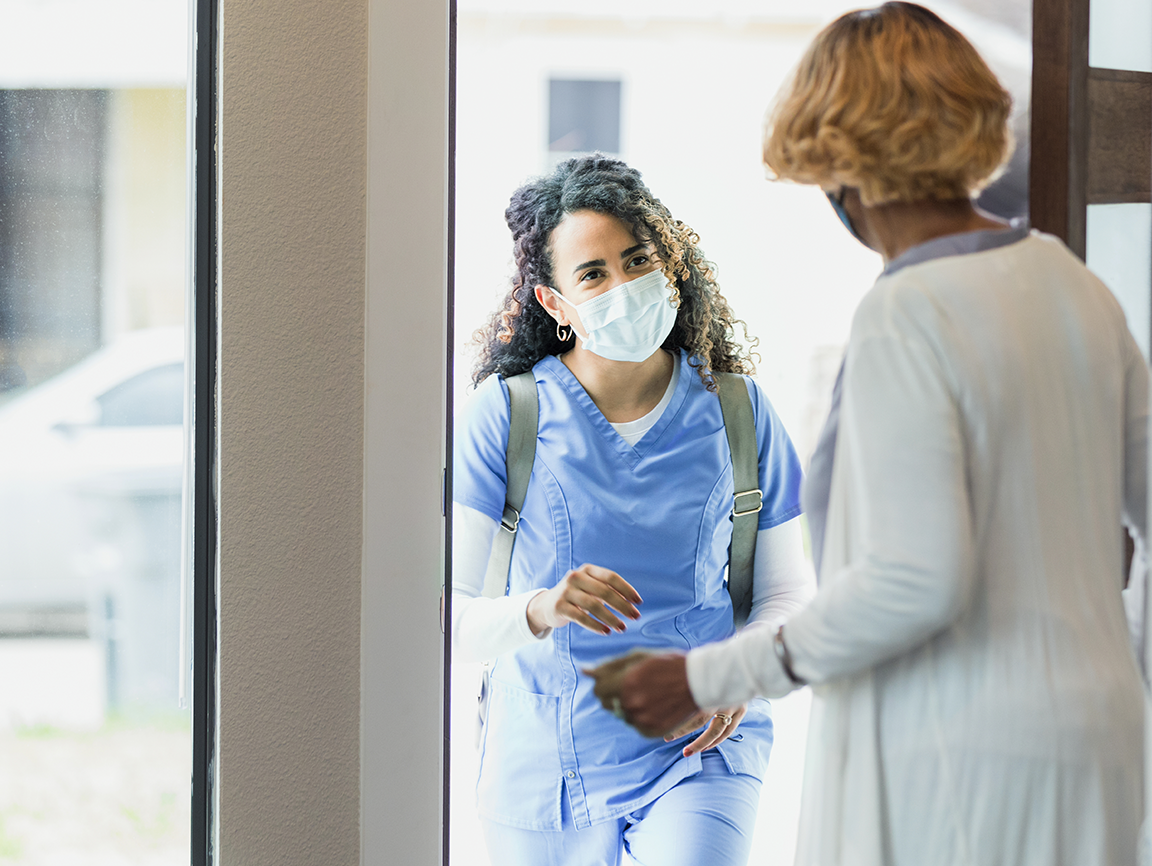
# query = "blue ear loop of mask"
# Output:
<box><xmin>826</xmin><ymin>187</ymin><xmax>869</xmax><ymax>247</ymax></box>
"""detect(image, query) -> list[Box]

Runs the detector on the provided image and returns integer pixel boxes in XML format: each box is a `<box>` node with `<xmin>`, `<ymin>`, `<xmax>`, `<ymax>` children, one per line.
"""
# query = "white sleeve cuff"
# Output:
<box><xmin>686</xmin><ymin>625</ymin><xmax>798</xmax><ymax>708</ymax></box>
<box><xmin>516</xmin><ymin>588</ymin><xmax>552</xmax><ymax>642</ymax></box>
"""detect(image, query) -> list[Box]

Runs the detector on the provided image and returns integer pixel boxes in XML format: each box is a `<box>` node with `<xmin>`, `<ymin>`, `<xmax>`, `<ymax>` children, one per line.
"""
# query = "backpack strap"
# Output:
<box><xmin>481</xmin><ymin>371</ymin><xmax>539</xmax><ymax>598</ymax></box>
<box><xmin>717</xmin><ymin>373</ymin><xmax>762</xmax><ymax>627</ymax></box>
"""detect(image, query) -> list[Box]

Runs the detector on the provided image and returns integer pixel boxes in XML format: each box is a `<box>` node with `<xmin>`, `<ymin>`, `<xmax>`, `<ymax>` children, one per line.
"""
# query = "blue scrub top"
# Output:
<box><xmin>455</xmin><ymin>351</ymin><xmax>803</xmax><ymax>831</ymax></box>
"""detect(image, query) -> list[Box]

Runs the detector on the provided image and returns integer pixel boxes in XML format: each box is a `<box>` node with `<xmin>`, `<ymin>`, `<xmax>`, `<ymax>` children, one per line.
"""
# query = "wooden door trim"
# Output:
<box><xmin>1030</xmin><ymin>0</ymin><xmax>1090</xmax><ymax>257</ymax></box>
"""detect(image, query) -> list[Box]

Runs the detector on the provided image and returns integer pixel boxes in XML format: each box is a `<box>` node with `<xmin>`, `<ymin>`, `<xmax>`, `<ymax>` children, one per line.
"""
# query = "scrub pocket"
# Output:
<box><xmin>714</xmin><ymin>697</ymin><xmax>774</xmax><ymax>779</ymax></box>
<box><xmin>477</xmin><ymin>679</ymin><xmax>564</xmax><ymax>830</ymax></box>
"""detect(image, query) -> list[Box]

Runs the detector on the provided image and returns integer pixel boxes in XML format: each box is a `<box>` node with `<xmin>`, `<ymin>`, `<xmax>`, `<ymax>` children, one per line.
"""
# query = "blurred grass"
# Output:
<box><xmin>0</xmin><ymin>714</ymin><xmax>191</xmax><ymax>865</ymax></box>
<box><xmin>0</xmin><ymin>815</ymin><xmax>24</xmax><ymax>861</ymax></box>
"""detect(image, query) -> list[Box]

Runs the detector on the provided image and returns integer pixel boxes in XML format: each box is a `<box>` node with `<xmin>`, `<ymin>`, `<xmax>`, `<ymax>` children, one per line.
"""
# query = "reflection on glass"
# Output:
<box><xmin>0</xmin><ymin>2</ymin><xmax>190</xmax><ymax>862</ymax></box>
<box><xmin>452</xmin><ymin>2</ymin><xmax>1031</xmax><ymax>864</ymax></box>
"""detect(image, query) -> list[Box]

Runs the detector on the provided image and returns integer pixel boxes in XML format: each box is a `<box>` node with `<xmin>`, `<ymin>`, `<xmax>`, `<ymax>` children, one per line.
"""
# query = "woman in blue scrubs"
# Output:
<box><xmin>452</xmin><ymin>154</ymin><xmax>811</xmax><ymax>866</ymax></box>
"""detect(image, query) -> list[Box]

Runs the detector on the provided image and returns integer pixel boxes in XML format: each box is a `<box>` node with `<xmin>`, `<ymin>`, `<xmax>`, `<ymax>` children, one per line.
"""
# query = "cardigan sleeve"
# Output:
<box><xmin>687</xmin><ymin>286</ymin><xmax>975</xmax><ymax>703</ymax></box>
<box><xmin>783</xmin><ymin>286</ymin><xmax>975</xmax><ymax>683</ymax></box>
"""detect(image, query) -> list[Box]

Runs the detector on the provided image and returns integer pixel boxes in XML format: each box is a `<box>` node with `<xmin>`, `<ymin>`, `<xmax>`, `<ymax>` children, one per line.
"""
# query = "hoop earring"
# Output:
<box><xmin>556</xmin><ymin>322</ymin><xmax>573</xmax><ymax>342</ymax></box>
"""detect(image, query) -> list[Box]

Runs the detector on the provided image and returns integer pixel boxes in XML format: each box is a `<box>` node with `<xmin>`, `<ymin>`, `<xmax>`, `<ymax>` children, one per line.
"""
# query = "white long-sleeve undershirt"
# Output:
<box><xmin>451</xmin><ymin>503</ymin><xmax>814</xmax><ymax>664</ymax></box>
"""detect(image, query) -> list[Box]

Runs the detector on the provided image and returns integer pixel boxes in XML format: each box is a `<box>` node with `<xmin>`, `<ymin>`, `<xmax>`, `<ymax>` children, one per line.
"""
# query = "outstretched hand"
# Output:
<box><xmin>527</xmin><ymin>564</ymin><xmax>642</xmax><ymax>637</ymax></box>
<box><xmin>585</xmin><ymin>650</ymin><xmax>707</xmax><ymax>741</ymax></box>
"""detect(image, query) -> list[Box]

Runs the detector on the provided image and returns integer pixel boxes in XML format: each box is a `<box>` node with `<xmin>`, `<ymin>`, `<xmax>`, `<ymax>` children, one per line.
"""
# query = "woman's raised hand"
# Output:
<box><xmin>527</xmin><ymin>564</ymin><xmax>642</xmax><ymax>636</ymax></box>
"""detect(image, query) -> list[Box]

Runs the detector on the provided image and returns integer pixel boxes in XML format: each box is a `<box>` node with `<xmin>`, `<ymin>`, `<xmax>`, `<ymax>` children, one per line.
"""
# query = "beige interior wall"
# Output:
<box><xmin>217</xmin><ymin>0</ymin><xmax>368</xmax><ymax>861</ymax></box>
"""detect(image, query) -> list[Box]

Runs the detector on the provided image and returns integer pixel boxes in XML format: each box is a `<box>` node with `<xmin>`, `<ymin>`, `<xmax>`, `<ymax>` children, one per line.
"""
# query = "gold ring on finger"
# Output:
<box><xmin>714</xmin><ymin>712</ymin><xmax>732</xmax><ymax>726</ymax></box>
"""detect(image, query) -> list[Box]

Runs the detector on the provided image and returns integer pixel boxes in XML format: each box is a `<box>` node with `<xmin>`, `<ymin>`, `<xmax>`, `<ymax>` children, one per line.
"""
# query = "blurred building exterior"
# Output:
<box><xmin>0</xmin><ymin>0</ymin><xmax>188</xmax><ymax>728</ymax></box>
<box><xmin>0</xmin><ymin>0</ymin><xmax>187</xmax><ymax>396</ymax></box>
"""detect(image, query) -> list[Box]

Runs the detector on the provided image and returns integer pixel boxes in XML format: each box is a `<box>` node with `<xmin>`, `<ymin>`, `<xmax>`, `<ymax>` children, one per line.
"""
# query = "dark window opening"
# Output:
<box><xmin>548</xmin><ymin>79</ymin><xmax>621</xmax><ymax>154</ymax></box>
<box><xmin>0</xmin><ymin>90</ymin><xmax>107</xmax><ymax>392</ymax></box>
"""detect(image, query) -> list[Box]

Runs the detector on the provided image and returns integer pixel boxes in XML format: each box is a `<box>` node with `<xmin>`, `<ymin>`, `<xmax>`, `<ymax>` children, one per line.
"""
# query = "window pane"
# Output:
<box><xmin>0</xmin><ymin>2</ymin><xmax>190</xmax><ymax>863</ymax></box>
<box><xmin>1087</xmin><ymin>203</ymin><xmax>1152</xmax><ymax>358</ymax></box>
<box><xmin>0</xmin><ymin>90</ymin><xmax>106</xmax><ymax>384</ymax></box>
<box><xmin>1089</xmin><ymin>0</ymin><xmax>1152</xmax><ymax>73</ymax></box>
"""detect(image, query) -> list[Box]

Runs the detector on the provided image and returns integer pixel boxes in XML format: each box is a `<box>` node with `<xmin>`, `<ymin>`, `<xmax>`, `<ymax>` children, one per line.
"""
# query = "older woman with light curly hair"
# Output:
<box><xmin>590</xmin><ymin>4</ymin><xmax>1149</xmax><ymax>865</ymax></box>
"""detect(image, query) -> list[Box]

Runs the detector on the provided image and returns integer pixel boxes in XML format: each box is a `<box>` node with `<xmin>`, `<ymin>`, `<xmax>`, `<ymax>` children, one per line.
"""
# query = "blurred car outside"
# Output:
<box><xmin>0</xmin><ymin>327</ymin><xmax>185</xmax><ymax>728</ymax></box>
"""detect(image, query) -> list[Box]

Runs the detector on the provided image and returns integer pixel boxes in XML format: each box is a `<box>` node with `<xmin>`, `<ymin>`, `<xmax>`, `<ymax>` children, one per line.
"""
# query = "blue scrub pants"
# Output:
<box><xmin>481</xmin><ymin>751</ymin><xmax>763</xmax><ymax>866</ymax></box>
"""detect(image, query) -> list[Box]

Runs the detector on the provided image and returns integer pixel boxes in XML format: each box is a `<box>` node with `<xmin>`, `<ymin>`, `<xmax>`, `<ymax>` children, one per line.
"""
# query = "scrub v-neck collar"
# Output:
<box><xmin>539</xmin><ymin>350</ymin><xmax>691</xmax><ymax>470</ymax></box>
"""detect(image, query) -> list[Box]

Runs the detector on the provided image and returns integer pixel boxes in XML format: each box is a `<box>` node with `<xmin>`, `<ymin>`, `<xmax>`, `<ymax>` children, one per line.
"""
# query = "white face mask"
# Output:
<box><xmin>551</xmin><ymin>268</ymin><xmax>678</xmax><ymax>363</ymax></box>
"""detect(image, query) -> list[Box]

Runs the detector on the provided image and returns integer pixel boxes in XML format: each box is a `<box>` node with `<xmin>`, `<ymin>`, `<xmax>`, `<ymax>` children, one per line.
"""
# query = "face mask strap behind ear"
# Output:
<box><xmin>548</xmin><ymin>287</ymin><xmax>587</xmax><ymax>340</ymax></box>
<box><xmin>826</xmin><ymin>187</ymin><xmax>869</xmax><ymax>247</ymax></box>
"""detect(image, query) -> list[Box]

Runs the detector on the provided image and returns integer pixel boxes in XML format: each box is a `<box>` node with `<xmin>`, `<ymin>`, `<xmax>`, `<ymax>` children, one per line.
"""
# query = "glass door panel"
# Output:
<box><xmin>1086</xmin><ymin>0</ymin><xmax>1152</xmax><ymax>352</ymax></box>
<box><xmin>1087</xmin><ymin>205</ymin><xmax>1152</xmax><ymax>357</ymax></box>
<box><xmin>1089</xmin><ymin>0</ymin><xmax>1152</xmax><ymax>73</ymax></box>
<box><xmin>450</xmin><ymin>2</ymin><xmax>1031</xmax><ymax>863</ymax></box>
<box><xmin>1085</xmin><ymin>0</ymin><xmax>1152</xmax><ymax>691</ymax></box>
<box><xmin>0</xmin><ymin>3</ymin><xmax>191</xmax><ymax>863</ymax></box>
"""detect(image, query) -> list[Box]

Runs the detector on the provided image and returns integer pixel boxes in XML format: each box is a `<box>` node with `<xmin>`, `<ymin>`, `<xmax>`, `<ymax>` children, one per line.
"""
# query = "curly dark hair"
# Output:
<box><xmin>472</xmin><ymin>154</ymin><xmax>756</xmax><ymax>390</ymax></box>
